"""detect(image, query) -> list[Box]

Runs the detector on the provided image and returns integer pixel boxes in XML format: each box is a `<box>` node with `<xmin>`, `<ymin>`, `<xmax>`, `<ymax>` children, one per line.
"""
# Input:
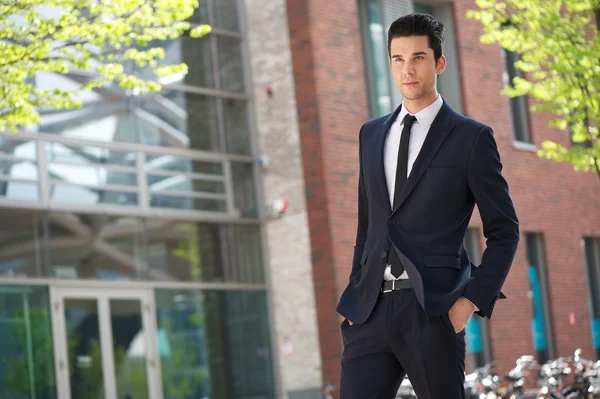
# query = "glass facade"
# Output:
<box><xmin>156</xmin><ymin>289</ymin><xmax>274</xmax><ymax>399</ymax></box>
<box><xmin>0</xmin><ymin>209</ymin><xmax>264</xmax><ymax>283</ymax></box>
<box><xmin>0</xmin><ymin>0</ymin><xmax>275</xmax><ymax>397</ymax></box>
<box><xmin>0</xmin><ymin>286</ymin><xmax>57</xmax><ymax>399</ymax></box>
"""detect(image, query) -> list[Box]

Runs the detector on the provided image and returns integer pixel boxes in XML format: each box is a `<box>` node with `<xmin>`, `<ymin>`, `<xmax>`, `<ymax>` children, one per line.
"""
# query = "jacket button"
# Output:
<box><xmin>380</xmin><ymin>251</ymin><xmax>387</xmax><ymax>258</ymax></box>
<box><xmin>388</xmin><ymin>219</ymin><xmax>396</xmax><ymax>225</ymax></box>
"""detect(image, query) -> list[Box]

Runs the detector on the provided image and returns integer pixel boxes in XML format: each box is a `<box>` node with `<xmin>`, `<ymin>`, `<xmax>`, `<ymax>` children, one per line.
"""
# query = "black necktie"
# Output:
<box><xmin>389</xmin><ymin>113</ymin><xmax>417</xmax><ymax>278</ymax></box>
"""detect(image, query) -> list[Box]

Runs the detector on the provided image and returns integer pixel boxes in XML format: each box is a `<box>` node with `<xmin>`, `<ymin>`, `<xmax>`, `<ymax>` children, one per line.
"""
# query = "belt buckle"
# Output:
<box><xmin>382</xmin><ymin>279</ymin><xmax>395</xmax><ymax>293</ymax></box>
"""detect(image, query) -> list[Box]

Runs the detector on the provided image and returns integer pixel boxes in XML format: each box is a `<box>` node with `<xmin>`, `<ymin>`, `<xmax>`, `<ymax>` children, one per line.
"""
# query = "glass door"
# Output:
<box><xmin>50</xmin><ymin>287</ymin><xmax>162</xmax><ymax>399</ymax></box>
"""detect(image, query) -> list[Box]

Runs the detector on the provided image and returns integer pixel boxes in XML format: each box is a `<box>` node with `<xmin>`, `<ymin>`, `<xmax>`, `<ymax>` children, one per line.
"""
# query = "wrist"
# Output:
<box><xmin>461</xmin><ymin>296</ymin><xmax>479</xmax><ymax>312</ymax></box>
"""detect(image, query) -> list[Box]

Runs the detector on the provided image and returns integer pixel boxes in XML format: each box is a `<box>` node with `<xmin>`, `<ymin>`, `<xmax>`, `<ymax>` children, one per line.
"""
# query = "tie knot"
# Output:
<box><xmin>403</xmin><ymin>114</ymin><xmax>417</xmax><ymax>129</ymax></box>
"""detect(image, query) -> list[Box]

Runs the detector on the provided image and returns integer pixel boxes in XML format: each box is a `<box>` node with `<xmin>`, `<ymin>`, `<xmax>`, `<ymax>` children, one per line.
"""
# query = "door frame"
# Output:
<box><xmin>49</xmin><ymin>286</ymin><xmax>163</xmax><ymax>399</ymax></box>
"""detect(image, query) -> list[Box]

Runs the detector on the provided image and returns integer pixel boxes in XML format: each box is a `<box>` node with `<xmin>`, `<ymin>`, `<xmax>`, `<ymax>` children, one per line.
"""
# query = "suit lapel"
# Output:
<box><xmin>373</xmin><ymin>104</ymin><xmax>404</xmax><ymax>211</ymax></box>
<box><xmin>391</xmin><ymin>101</ymin><xmax>456</xmax><ymax>215</ymax></box>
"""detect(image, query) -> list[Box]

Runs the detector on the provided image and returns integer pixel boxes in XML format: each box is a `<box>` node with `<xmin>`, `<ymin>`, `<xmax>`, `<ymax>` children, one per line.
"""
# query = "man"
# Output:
<box><xmin>336</xmin><ymin>13</ymin><xmax>519</xmax><ymax>398</ymax></box>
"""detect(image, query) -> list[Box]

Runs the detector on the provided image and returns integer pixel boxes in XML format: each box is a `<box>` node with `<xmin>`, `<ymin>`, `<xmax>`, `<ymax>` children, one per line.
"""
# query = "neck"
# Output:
<box><xmin>403</xmin><ymin>92</ymin><xmax>439</xmax><ymax>114</ymax></box>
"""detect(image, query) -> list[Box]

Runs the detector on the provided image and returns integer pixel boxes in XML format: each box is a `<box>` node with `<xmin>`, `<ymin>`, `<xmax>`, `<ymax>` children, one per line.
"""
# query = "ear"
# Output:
<box><xmin>436</xmin><ymin>55</ymin><xmax>447</xmax><ymax>75</ymax></box>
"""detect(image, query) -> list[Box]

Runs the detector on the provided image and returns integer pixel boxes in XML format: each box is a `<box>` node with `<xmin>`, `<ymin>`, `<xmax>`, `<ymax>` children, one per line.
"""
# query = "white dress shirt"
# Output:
<box><xmin>383</xmin><ymin>95</ymin><xmax>443</xmax><ymax>280</ymax></box>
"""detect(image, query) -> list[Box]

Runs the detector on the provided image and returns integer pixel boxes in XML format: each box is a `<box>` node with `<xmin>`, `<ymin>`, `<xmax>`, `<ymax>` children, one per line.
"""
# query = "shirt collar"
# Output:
<box><xmin>398</xmin><ymin>94</ymin><xmax>444</xmax><ymax>129</ymax></box>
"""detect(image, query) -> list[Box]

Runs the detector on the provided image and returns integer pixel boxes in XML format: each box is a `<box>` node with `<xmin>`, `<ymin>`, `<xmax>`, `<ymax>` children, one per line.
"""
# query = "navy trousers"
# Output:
<box><xmin>340</xmin><ymin>288</ymin><xmax>466</xmax><ymax>399</ymax></box>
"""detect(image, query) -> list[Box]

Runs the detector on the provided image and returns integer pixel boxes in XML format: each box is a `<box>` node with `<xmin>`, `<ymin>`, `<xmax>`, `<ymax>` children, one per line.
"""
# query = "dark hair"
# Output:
<box><xmin>387</xmin><ymin>13</ymin><xmax>445</xmax><ymax>62</ymax></box>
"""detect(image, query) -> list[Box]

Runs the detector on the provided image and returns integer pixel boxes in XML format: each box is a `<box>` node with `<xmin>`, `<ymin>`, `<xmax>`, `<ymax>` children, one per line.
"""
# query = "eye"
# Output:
<box><xmin>415</xmin><ymin>56</ymin><xmax>424</xmax><ymax>60</ymax></box>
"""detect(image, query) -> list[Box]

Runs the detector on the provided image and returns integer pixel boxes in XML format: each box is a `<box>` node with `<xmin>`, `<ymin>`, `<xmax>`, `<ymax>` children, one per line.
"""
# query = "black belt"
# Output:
<box><xmin>381</xmin><ymin>279</ymin><xmax>412</xmax><ymax>293</ymax></box>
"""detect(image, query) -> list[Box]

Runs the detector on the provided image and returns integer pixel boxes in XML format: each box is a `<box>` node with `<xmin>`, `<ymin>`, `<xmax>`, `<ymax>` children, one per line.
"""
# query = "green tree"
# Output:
<box><xmin>468</xmin><ymin>0</ymin><xmax>600</xmax><ymax>182</ymax></box>
<box><xmin>0</xmin><ymin>0</ymin><xmax>210</xmax><ymax>133</ymax></box>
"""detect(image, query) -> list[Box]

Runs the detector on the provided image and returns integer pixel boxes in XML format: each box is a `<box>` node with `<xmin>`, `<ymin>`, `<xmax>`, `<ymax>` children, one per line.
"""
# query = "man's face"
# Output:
<box><xmin>389</xmin><ymin>35</ymin><xmax>445</xmax><ymax>103</ymax></box>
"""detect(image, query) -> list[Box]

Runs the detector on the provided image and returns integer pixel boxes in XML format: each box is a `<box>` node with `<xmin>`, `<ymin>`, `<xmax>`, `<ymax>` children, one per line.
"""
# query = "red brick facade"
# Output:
<box><xmin>286</xmin><ymin>0</ymin><xmax>600</xmax><ymax>390</ymax></box>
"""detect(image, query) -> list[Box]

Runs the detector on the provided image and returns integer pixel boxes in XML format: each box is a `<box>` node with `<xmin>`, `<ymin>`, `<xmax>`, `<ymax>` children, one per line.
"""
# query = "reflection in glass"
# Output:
<box><xmin>233</xmin><ymin>225</ymin><xmax>265</xmax><ymax>283</ymax></box>
<box><xmin>149</xmin><ymin>195</ymin><xmax>227</xmax><ymax>212</ymax></box>
<box><xmin>188</xmin><ymin>1</ymin><xmax>210</xmax><ymax>25</ymax></box>
<box><xmin>145</xmin><ymin>153</ymin><xmax>227</xmax><ymax>212</ymax></box>
<box><xmin>49</xmin><ymin>214</ymin><xmax>146</xmax><ymax>280</ymax></box>
<box><xmin>218</xmin><ymin>37</ymin><xmax>245</xmax><ymax>93</ymax></box>
<box><xmin>126</xmin><ymin>36</ymin><xmax>214</xmax><ymax>89</ymax></box>
<box><xmin>181</xmin><ymin>37</ymin><xmax>215</xmax><ymax>89</ymax></box>
<box><xmin>46</xmin><ymin>143</ymin><xmax>136</xmax><ymax>168</ymax></box>
<box><xmin>145</xmin><ymin>154</ymin><xmax>223</xmax><ymax>175</ymax></box>
<box><xmin>0</xmin><ymin>159</ymin><xmax>38</xmax><ymax>180</ymax></box>
<box><xmin>49</xmin><ymin>184</ymin><xmax>138</xmax><ymax>207</ymax></box>
<box><xmin>155</xmin><ymin>289</ymin><xmax>274</xmax><ymax>399</ymax></box>
<box><xmin>223</xmin><ymin>99</ymin><xmax>252</xmax><ymax>155</ymax></box>
<box><xmin>64</xmin><ymin>298</ymin><xmax>105</xmax><ymax>399</ymax></box>
<box><xmin>232</xmin><ymin>161</ymin><xmax>258</xmax><ymax>218</ymax></box>
<box><xmin>0</xmin><ymin>137</ymin><xmax>40</xmax><ymax>201</ymax></box>
<box><xmin>214</xmin><ymin>0</ymin><xmax>240</xmax><ymax>32</ymax></box>
<box><xmin>186</xmin><ymin>94</ymin><xmax>220</xmax><ymax>152</ymax></box>
<box><xmin>110</xmin><ymin>299</ymin><xmax>149</xmax><ymax>399</ymax></box>
<box><xmin>146</xmin><ymin>221</ymin><xmax>264</xmax><ymax>283</ymax></box>
<box><xmin>0</xmin><ymin>137</ymin><xmax>37</xmax><ymax>161</ymax></box>
<box><xmin>36</xmin><ymin>81</ymin><xmax>225</xmax><ymax>152</ymax></box>
<box><xmin>0</xmin><ymin>285</ymin><xmax>57</xmax><ymax>399</ymax></box>
<box><xmin>0</xmin><ymin>181</ymin><xmax>39</xmax><ymax>201</ymax></box>
<box><xmin>0</xmin><ymin>209</ymin><xmax>47</xmax><ymax>277</ymax></box>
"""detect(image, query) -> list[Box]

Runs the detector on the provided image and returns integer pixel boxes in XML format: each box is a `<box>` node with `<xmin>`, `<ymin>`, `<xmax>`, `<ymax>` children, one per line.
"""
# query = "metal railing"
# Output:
<box><xmin>0</xmin><ymin>132</ymin><xmax>248</xmax><ymax>220</ymax></box>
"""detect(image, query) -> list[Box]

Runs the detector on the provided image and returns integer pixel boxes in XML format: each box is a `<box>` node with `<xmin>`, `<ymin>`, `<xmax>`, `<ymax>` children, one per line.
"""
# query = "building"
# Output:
<box><xmin>0</xmin><ymin>0</ymin><xmax>321</xmax><ymax>398</ymax></box>
<box><xmin>0</xmin><ymin>0</ymin><xmax>599</xmax><ymax>399</ymax></box>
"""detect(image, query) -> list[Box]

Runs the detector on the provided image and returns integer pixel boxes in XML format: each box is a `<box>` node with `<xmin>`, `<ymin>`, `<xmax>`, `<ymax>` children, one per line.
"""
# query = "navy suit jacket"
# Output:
<box><xmin>336</xmin><ymin>100</ymin><xmax>519</xmax><ymax>324</ymax></box>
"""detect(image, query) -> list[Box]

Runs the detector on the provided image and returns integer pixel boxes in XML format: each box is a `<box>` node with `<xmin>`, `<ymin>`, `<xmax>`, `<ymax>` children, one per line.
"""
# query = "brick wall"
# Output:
<box><xmin>286</xmin><ymin>0</ymin><xmax>600</xmax><ymax>390</ymax></box>
<box><xmin>454</xmin><ymin>0</ymin><xmax>600</xmax><ymax>376</ymax></box>
<box><xmin>285</xmin><ymin>0</ymin><xmax>370</xmax><ymax>390</ymax></box>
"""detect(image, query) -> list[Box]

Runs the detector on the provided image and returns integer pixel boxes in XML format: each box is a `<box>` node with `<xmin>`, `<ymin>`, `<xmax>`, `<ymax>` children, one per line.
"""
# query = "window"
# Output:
<box><xmin>359</xmin><ymin>0</ymin><xmax>395</xmax><ymax>117</ymax></box>
<box><xmin>155</xmin><ymin>289</ymin><xmax>275</xmax><ymax>398</ymax></box>
<box><xmin>463</xmin><ymin>227</ymin><xmax>493</xmax><ymax>370</ymax></box>
<box><xmin>0</xmin><ymin>286</ymin><xmax>56</xmax><ymax>399</ymax></box>
<box><xmin>504</xmin><ymin>50</ymin><xmax>532</xmax><ymax>144</ymax></box>
<box><xmin>525</xmin><ymin>233</ymin><xmax>552</xmax><ymax>363</ymax></box>
<box><xmin>0</xmin><ymin>209</ymin><xmax>265</xmax><ymax>284</ymax></box>
<box><xmin>28</xmin><ymin>0</ymin><xmax>252</xmax><ymax>156</ymax></box>
<box><xmin>358</xmin><ymin>0</ymin><xmax>464</xmax><ymax>117</ymax></box>
<box><xmin>584</xmin><ymin>237</ymin><xmax>600</xmax><ymax>360</ymax></box>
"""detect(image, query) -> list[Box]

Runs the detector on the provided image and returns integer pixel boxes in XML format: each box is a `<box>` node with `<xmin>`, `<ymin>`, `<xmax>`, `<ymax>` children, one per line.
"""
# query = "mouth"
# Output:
<box><xmin>403</xmin><ymin>82</ymin><xmax>418</xmax><ymax>87</ymax></box>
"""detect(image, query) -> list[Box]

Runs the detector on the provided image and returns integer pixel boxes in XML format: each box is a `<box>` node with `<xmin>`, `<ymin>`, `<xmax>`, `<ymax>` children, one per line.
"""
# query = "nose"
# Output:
<box><xmin>402</xmin><ymin>61</ymin><xmax>415</xmax><ymax>77</ymax></box>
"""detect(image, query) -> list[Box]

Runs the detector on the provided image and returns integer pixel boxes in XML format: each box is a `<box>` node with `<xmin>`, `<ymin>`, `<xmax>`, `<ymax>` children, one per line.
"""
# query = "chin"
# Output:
<box><xmin>400</xmin><ymin>92</ymin><xmax>423</xmax><ymax>101</ymax></box>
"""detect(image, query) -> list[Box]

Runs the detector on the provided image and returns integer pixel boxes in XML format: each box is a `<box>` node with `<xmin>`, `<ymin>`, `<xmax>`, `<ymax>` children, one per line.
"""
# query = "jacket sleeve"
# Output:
<box><xmin>462</xmin><ymin>126</ymin><xmax>519</xmax><ymax>318</ymax></box>
<box><xmin>350</xmin><ymin>124</ymin><xmax>369</xmax><ymax>281</ymax></box>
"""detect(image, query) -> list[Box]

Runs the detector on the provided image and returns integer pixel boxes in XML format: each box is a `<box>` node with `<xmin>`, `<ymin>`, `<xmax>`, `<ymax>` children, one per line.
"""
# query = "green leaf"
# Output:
<box><xmin>0</xmin><ymin>0</ymin><xmax>210</xmax><ymax>133</ymax></box>
<box><xmin>468</xmin><ymin>0</ymin><xmax>600</xmax><ymax>179</ymax></box>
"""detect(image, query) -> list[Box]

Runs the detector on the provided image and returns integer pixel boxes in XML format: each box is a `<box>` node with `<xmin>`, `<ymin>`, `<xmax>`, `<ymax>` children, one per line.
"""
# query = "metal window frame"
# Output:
<box><xmin>49</xmin><ymin>286</ymin><xmax>162</xmax><ymax>399</ymax></box>
<box><xmin>0</xmin><ymin>131</ymin><xmax>258</xmax><ymax>220</ymax></box>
